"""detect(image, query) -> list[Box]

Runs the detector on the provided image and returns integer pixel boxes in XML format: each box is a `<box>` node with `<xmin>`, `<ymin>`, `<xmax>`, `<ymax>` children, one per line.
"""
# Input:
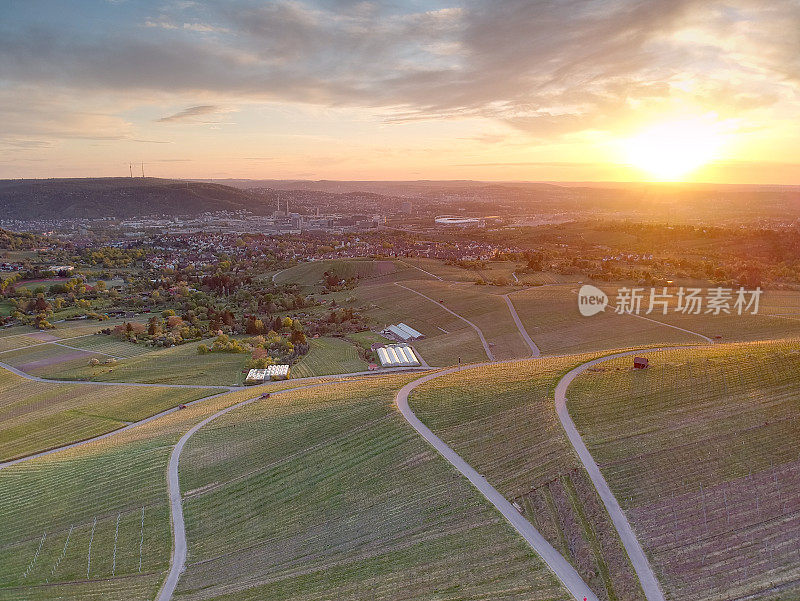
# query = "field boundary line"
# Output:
<box><xmin>394</xmin><ymin>282</ymin><xmax>495</xmax><ymax>361</ymax></box>
<box><xmin>155</xmin><ymin>376</ymin><xmax>384</xmax><ymax>601</ymax></box>
<box><xmin>0</xmin><ymin>360</ymin><xmax>236</xmax><ymax>389</ymax></box>
<box><xmin>554</xmin><ymin>348</ymin><xmax>684</xmax><ymax>601</ymax></box>
<box><xmin>503</xmin><ymin>294</ymin><xmax>540</xmax><ymax>357</ymax></box>
<box><xmin>396</xmin><ymin>260</ymin><xmax>444</xmax><ymax>280</ymax></box>
<box><xmin>0</xmin><ymin>366</ymin><xmax>425</xmax><ymax>470</ymax></box>
<box><xmin>621</xmin><ymin>312</ymin><xmax>714</xmax><ymax>342</ymax></box>
<box><xmin>395</xmin><ymin>366</ymin><xmax>599</xmax><ymax>601</ymax></box>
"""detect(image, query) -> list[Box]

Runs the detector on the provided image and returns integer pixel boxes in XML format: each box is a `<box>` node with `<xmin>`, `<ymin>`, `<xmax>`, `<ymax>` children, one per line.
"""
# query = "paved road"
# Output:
<box><xmin>0</xmin><ymin>360</ymin><xmax>235</xmax><ymax>389</ymax></box>
<box><xmin>0</xmin><ymin>388</ymin><xmax>235</xmax><ymax>471</ymax></box>
<box><xmin>554</xmin><ymin>349</ymin><xmax>682</xmax><ymax>601</ymax></box>
<box><xmin>395</xmin><ymin>282</ymin><xmax>495</xmax><ymax>361</ymax></box>
<box><xmin>395</xmin><ymin>366</ymin><xmax>599</xmax><ymax>601</ymax></box>
<box><xmin>0</xmin><ymin>361</ymin><xmax>425</xmax><ymax>470</ymax></box>
<box><xmin>503</xmin><ymin>294</ymin><xmax>540</xmax><ymax>357</ymax></box>
<box><xmin>156</xmin><ymin>378</ymin><xmax>380</xmax><ymax>601</ymax></box>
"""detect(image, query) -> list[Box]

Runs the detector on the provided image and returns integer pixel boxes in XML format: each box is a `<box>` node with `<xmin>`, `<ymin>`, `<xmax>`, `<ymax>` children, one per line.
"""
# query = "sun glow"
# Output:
<box><xmin>623</xmin><ymin>118</ymin><xmax>726</xmax><ymax>181</ymax></box>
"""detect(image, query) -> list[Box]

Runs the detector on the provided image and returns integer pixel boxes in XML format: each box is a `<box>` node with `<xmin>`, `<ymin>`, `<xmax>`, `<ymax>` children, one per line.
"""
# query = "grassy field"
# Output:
<box><xmin>0</xmin><ymin>366</ymin><xmax>217</xmax><ymax>461</ymax></box>
<box><xmin>410</xmin><ymin>357</ymin><xmax>646</xmax><ymax>601</ymax></box>
<box><xmin>508</xmin><ymin>285</ymin><xmax>702</xmax><ymax>355</ymax></box>
<box><xmin>174</xmin><ymin>375</ymin><xmax>572</xmax><ymax>601</ymax></box>
<box><xmin>273</xmin><ymin>259</ymin><xmax>400</xmax><ymax>286</ymax></box>
<box><xmin>291</xmin><ymin>336</ymin><xmax>368</xmax><ymax>377</ymax></box>
<box><xmin>38</xmin><ymin>340</ymin><xmax>249</xmax><ymax>386</ymax></box>
<box><xmin>354</xmin><ymin>279</ymin><xmax>488</xmax><ymax>366</ymax></box>
<box><xmin>567</xmin><ymin>341</ymin><xmax>800</xmax><ymax>601</ymax></box>
<box><xmin>401</xmin><ymin>280</ymin><xmax>532</xmax><ymax>360</ymax></box>
<box><xmin>0</xmin><ymin>375</ymin><xmax>377</xmax><ymax>600</ymax></box>
<box><xmin>0</xmin><ymin>407</ymin><xmax>188</xmax><ymax>600</ymax></box>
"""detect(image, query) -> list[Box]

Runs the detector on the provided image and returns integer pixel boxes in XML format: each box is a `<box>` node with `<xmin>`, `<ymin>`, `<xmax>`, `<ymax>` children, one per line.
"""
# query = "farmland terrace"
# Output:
<box><xmin>567</xmin><ymin>340</ymin><xmax>800</xmax><ymax>601</ymax></box>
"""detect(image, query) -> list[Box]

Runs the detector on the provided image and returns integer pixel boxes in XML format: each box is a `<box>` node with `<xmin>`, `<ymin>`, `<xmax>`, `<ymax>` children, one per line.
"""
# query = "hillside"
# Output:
<box><xmin>0</xmin><ymin>178</ymin><xmax>269</xmax><ymax>219</ymax></box>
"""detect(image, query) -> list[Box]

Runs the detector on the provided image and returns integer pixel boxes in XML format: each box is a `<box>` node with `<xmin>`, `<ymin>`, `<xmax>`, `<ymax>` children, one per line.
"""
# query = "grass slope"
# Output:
<box><xmin>354</xmin><ymin>279</ymin><xmax>487</xmax><ymax>366</ymax></box>
<box><xmin>508</xmin><ymin>285</ymin><xmax>701</xmax><ymax>355</ymax></box>
<box><xmin>568</xmin><ymin>341</ymin><xmax>800</xmax><ymax>600</ymax></box>
<box><xmin>273</xmin><ymin>259</ymin><xmax>399</xmax><ymax>286</ymax></box>
<box><xmin>0</xmin><ymin>367</ymin><xmax>216</xmax><ymax>460</ymax></box>
<box><xmin>291</xmin><ymin>336</ymin><xmax>367</xmax><ymax>378</ymax></box>
<box><xmin>39</xmin><ymin>340</ymin><xmax>249</xmax><ymax>386</ymax></box>
<box><xmin>402</xmin><ymin>280</ymin><xmax>531</xmax><ymax>360</ymax></box>
<box><xmin>410</xmin><ymin>357</ymin><xmax>646</xmax><ymax>601</ymax></box>
<box><xmin>0</xmin><ymin>376</ymin><xmax>370</xmax><ymax>600</ymax></box>
<box><xmin>175</xmin><ymin>376</ymin><xmax>571</xmax><ymax>601</ymax></box>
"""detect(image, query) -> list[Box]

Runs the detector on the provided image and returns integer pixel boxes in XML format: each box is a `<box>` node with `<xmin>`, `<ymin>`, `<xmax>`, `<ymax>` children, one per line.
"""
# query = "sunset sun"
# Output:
<box><xmin>623</xmin><ymin>118</ymin><xmax>726</xmax><ymax>181</ymax></box>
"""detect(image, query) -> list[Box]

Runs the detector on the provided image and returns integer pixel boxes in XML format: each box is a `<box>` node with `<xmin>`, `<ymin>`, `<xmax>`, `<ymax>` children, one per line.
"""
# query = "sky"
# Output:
<box><xmin>1</xmin><ymin>0</ymin><xmax>798</xmax><ymax>183</ymax></box>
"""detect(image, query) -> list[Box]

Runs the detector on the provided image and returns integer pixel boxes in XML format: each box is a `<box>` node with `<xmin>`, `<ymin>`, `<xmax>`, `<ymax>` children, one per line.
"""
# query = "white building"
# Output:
<box><xmin>383</xmin><ymin>322</ymin><xmax>425</xmax><ymax>342</ymax></box>
<box><xmin>376</xmin><ymin>344</ymin><xmax>421</xmax><ymax>368</ymax></box>
<box><xmin>245</xmin><ymin>364</ymin><xmax>290</xmax><ymax>383</ymax></box>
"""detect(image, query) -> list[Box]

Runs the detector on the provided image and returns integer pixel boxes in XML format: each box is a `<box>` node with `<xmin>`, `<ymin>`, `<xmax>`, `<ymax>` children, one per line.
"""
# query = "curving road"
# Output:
<box><xmin>0</xmin><ymin>360</ymin><xmax>235</xmax><ymax>389</ymax></box>
<box><xmin>0</xmin><ymin>361</ymin><xmax>426</xmax><ymax>470</ymax></box>
<box><xmin>554</xmin><ymin>348</ymin><xmax>681</xmax><ymax>601</ymax></box>
<box><xmin>394</xmin><ymin>282</ymin><xmax>495</xmax><ymax>361</ymax></box>
<box><xmin>395</xmin><ymin>366</ymin><xmax>599</xmax><ymax>601</ymax></box>
<box><xmin>503</xmin><ymin>294</ymin><xmax>540</xmax><ymax>357</ymax></box>
<box><xmin>155</xmin><ymin>377</ymin><xmax>377</xmax><ymax>601</ymax></box>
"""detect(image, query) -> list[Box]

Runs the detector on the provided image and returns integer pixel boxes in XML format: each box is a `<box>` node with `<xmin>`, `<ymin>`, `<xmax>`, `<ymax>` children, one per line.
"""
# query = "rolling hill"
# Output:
<box><xmin>0</xmin><ymin>178</ymin><xmax>270</xmax><ymax>219</ymax></box>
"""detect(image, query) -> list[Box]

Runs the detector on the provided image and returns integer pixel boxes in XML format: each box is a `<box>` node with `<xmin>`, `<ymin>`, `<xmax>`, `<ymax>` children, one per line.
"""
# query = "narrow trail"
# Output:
<box><xmin>395</xmin><ymin>366</ymin><xmax>599</xmax><ymax>601</ymax></box>
<box><xmin>554</xmin><ymin>348</ymin><xmax>682</xmax><ymax>601</ymax></box>
<box><xmin>503</xmin><ymin>294</ymin><xmax>540</xmax><ymax>357</ymax></box>
<box><xmin>621</xmin><ymin>311</ymin><xmax>714</xmax><ymax>343</ymax></box>
<box><xmin>394</xmin><ymin>282</ymin><xmax>495</xmax><ymax>361</ymax></box>
<box><xmin>0</xmin><ymin>361</ymin><xmax>425</xmax><ymax>470</ymax></box>
<box><xmin>155</xmin><ymin>378</ymin><xmax>375</xmax><ymax>601</ymax></box>
<box><xmin>396</xmin><ymin>260</ymin><xmax>444</xmax><ymax>281</ymax></box>
<box><xmin>0</xmin><ymin>360</ymin><xmax>234</xmax><ymax>389</ymax></box>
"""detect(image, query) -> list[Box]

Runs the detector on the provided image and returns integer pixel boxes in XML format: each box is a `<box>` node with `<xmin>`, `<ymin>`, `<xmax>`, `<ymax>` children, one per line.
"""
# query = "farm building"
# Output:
<box><xmin>377</xmin><ymin>344</ymin><xmax>421</xmax><ymax>368</ymax></box>
<box><xmin>382</xmin><ymin>322</ymin><xmax>425</xmax><ymax>342</ymax></box>
<box><xmin>245</xmin><ymin>364</ymin><xmax>290</xmax><ymax>383</ymax></box>
<box><xmin>633</xmin><ymin>357</ymin><xmax>649</xmax><ymax>369</ymax></box>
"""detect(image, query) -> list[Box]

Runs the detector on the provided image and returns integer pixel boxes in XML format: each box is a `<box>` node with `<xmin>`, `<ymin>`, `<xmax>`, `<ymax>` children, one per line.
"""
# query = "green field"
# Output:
<box><xmin>273</xmin><ymin>259</ymin><xmax>400</xmax><ymax>286</ymax></box>
<box><xmin>291</xmin><ymin>336</ymin><xmax>368</xmax><ymax>377</ymax></box>
<box><xmin>0</xmin><ymin>387</ymin><xmax>248</xmax><ymax>601</ymax></box>
<box><xmin>508</xmin><ymin>285</ymin><xmax>703</xmax><ymax>354</ymax></box>
<box><xmin>0</xmin><ymin>365</ymin><xmax>217</xmax><ymax>461</ymax></box>
<box><xmin>0</xmin><ymin>376</ymin><xmax>369</xmax><ymax>600</ymax></box>
<box><xmin>567</xmin><ymin>341</ymin><xmax>800</xmax><ymax>600</ymax></box>
<box><xmin>402</xmin><ymin>280</ymin><xmax>532</xmax><ymax>360</ymax></box>
<box><xmin>410</xmin><ymin>357</ymin><xmax>646</xmax><ymax>601</ymax></box>
<box><xmin>37</xmin><ymin>340</ymin><xmax>249</xmax><ymax>386</ymax></box>
<box><xmin>354</xmin><ymin>279</ymin><xmax>488</xmax><ymax>366</ymax></box>
<box><xmin>174</xmin><ymin>375</ymin><xmax>571</xmax><ymax>601</ymax></box>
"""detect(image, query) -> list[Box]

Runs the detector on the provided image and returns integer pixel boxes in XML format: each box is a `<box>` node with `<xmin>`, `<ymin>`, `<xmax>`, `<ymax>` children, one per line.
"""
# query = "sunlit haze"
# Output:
<box><xmin>1</xmin><ymin>0</ymin><xmax>798</xmax><ymax>183</ymax></box>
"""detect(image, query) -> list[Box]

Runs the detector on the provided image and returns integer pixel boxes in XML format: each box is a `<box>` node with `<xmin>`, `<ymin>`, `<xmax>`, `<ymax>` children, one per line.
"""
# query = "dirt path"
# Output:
<box><xmin>622</xmin><ymin>312</ymin><xmax>714</xmax><ymax>343</ymax></box>
<box><xmin>155</xmin><ymin>378</ymin><xmax>379</xmax><ymax>601</ymax></box>
<box><xmin>503</xmin><ymin>293</ymin><xmax>540</xmax><ymax>357</ymax></box>
<box><xmin>0</xmin><ymin>361</ymin><xmax>425</xmax><ymax>470</ymax></box>
<box><xmin>395</xmin><ymin>366</ymin><xmax>599</xmax><ymax>601</ymax></box>
<box><xmin>553</xmin><ymin>348</ymin><xmax>682</xmax><ymax>601</ymax></box>
<box><xmin>396</xmin><ymin>260</ymin><xmax>444</xmax><ymax>281</ymax></box>
<box><xmin>394</xmin><ymin>282</ymin><xmax>495</xmax><ymax>361</ymax></box>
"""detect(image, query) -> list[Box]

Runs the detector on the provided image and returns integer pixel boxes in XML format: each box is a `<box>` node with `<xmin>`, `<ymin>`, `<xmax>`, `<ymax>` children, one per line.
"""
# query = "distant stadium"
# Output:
<box><xmin>434</xmin><ymin>215</ymin><xmax>485</xmax><ymax>227</ymax></box>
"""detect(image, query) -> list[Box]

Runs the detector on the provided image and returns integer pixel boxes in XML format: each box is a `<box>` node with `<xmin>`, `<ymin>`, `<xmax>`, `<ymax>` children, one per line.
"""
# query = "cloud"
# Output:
<box><xmin>0</xmin><ymin>0</ymin><xmax>797</xmax><ymax>139</ymax></box>
<box><xmin>157</xmin><ymin>104</ymin><xmax>224</xmax><ymax>122</ymax></box>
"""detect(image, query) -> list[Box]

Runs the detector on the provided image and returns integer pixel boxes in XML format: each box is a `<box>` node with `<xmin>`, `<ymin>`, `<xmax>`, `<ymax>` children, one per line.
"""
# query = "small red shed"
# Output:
<box><xmin>633</xmin><ymin>357</ymin><xmax>649</xmax><ymax>369</ymax></box>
